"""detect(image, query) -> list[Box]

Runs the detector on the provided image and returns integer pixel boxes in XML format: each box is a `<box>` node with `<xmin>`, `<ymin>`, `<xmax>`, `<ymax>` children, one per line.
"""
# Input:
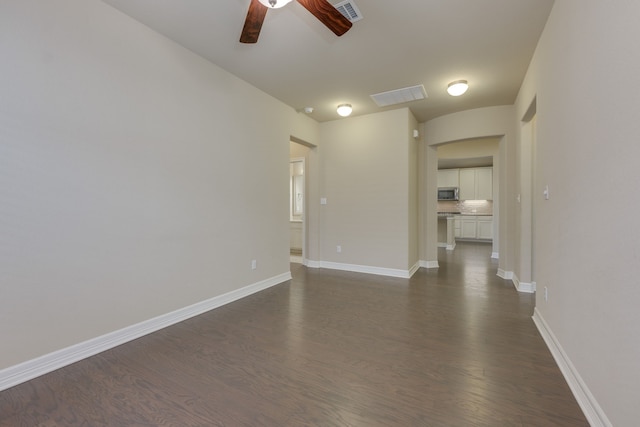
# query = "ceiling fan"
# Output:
<box><xmin>240</xmin><ymin>0</ymin><xmax>352</xmax><ymax>44</ymax></box>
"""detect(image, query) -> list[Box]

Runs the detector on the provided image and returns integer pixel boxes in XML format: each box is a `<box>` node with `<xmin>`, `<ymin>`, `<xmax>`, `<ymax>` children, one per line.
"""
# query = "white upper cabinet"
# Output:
<box><xmin>459</xmin><ymin>167</ymin><xmax>492</xmax><ymax>200</ymax></box>
<box><xmin>458</xmin><ymin>169</ymin><xmax>475</xmax><ymax>200</ymax></box>
<box><xmin>437</xmin><ymin>169</ymin><xmax>459</xmax><ymax>187</ymax></box>
<box><xmin>476</xmin><ymin>168</ymin><xmax>493</xmax><ymax>200</ymax></box>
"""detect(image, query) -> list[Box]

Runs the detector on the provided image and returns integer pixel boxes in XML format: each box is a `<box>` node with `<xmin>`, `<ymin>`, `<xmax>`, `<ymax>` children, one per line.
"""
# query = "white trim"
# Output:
<box><xmin>497</xmin><ymin>268</ymin><xmax>513</xmax><ymax>280</ymax></box>
<box><xmin>420</xmin><ymin>260</ymin><xmax>439</xmax><ymax>269</ymax></box>
<box><xmin>512</xmin><ymin>273</ymin><xmax>536</xmax><ymax>293</ymax></box>
<box><xmin>437</xmin><ymin>241</ymin><xmax>457</xmax><ymax>250</ymax></box>
<box><xmin>289</xmin><ymin>255</ymin><xmax>303</xmax><ymax>263</ymax></box>
<box><xmin>491</xmin><ymin>252</ymin><xmax>499</xmax><ymax>259</ymax></box>
<box><xmin>313</xmin><ymin>261</ymin><xmax>415</xmax><ymax>278</ymax></box>
<box><xmin>304</xmin><ymin>259</ymin><xmax>321</xmax><ymax>268</ymax></box>
<box><xmin>532</xmin><ymin>308</ymin><xmax>612</xmax><ymax>427</ymax></box>
<box><xmin>407</xmin><ymin>261</ymin><xmax>420</xmax><ymax>277</ymax></box>
<box><xmin>0</xmin><ymin>272</ymin><xmax>291</xmax><ymax>392</ymax></box>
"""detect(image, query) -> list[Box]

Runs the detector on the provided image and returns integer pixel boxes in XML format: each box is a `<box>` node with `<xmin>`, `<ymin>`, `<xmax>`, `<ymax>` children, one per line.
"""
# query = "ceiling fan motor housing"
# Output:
<box><xmin>242</xmin><ymin>0</ymin><xmax>353</xmax><ymax>44</ymax></box>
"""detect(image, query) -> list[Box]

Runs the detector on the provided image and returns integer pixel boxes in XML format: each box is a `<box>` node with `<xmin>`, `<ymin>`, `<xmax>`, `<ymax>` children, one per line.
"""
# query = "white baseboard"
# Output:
<box><xmin>304</xmin><ymin>259</ymin><xmax>320</xmax><ymax>268</ymax></box>
<box><xmin>0</xmin><ymin>272</ymin><xmax>291</xmax><ymax>392</ymax></box>
<box><xmin>497</xmin><ymin>268</ymin><xmax>513</xmax><ymax>280</ymax></box>
<box><xmin>315</xmin><ymin>260</ymin><xmax>416</xmax><ymax>278</ymax></box>
<box><xmin>512</xmin><ymin>273</ymin><xmax>536</xmax><ymax>293</ymax></box>
<box><xmin>420</xmin><ymin>260</ymin><xmax>439</xmax><ymax>269</ymax></box>
<box><xmin>437</xmin><ymin>242</ymin><xmax>456</xmax><ymax>250</ymax></box>
<box><xmin>407</xmin><ymin>261</ymin><xmax>421</xmax><ymax>277</ymax></box>
<box><xmin>532</xmin><ymin>308</ymin><xmax>611</xmax><ymax>427</ymax></box>
<box><xmin>305</xmin><ymin>258</ymin><xmax>435</xmax><ymax>276</ymax></box>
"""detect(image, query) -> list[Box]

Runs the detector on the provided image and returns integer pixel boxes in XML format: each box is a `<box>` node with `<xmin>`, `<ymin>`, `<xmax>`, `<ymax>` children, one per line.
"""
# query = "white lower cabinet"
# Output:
<box><xmin>454</xmin><ymin>215</ymin><xmax>492</xmax><ymax>241</ymax></box>
<box><xmin>477</xmin><ymin>218</ymin><xmax>493</xmax><ymax>240</ymax></box>
<box><xmin>461</xmin><ymin>218</ymin><xmax>477</xmax><ymax>239</ymax></box>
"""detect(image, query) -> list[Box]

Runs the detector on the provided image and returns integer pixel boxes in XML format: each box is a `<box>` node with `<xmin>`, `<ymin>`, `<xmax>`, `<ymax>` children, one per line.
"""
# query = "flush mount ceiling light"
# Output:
<box><xmin>336</xmin><ymin>104</ymin><xmax>352</xmax><ymax>117</ymax></box>
<box><xmin>447</xmin><ymin>80</ymin><xmax>469</xmax><ymax>96</ymax></box>
<box><xmin>258</xmin><ymin>0</ymin><xmax>293</xmax><ymax>8</ymax></box>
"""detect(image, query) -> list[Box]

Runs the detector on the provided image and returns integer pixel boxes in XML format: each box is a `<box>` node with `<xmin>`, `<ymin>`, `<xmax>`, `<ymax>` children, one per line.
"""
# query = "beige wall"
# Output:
<box><xmin>436</xmin><ymin>138</ymin><xmax>500</xmax><ymax>160</ymax></box>
<box><xmin>318</xmin><ymin>108</ymin><xmax>416</xmax><ymax>271</ymax></box>
<box><xmin>516</xmin><ymin>1</ymin><xmax>640</xmax><ymax>425</ymax></box>
<box><xmin>0</xmin><ymin>0</ymin><xmax>318</xmax><ymax>370</ymax></box>
<box><xmin>408</xmin><ymin>113</ymin><xmax>419</xmax><ymax>268</ymax></box>
<box><xmin>419</xmin><ymin>138</ymin><xmax>439</xmax><ymax>264</ymax></box>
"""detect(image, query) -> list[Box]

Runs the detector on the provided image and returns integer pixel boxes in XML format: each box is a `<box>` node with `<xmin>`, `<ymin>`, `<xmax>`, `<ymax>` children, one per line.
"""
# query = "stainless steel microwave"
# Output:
<box><xmin>438</xmin><ymin>187</ymin><xmax>459</xmax><ymax>201</ymax></box>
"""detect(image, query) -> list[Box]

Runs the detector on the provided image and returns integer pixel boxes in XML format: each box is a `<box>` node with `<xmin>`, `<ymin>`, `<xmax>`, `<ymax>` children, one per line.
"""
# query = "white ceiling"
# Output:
<box><xmin>100</xmin><ymin>0</ymin><xmax>555</xmax><ymax>123</ymax></box>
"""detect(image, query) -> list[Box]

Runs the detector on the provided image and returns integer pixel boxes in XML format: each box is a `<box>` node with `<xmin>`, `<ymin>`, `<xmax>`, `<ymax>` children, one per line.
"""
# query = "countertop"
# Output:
<box><xmin>437</xmin><ymin>212</ymin><xmax>493</xmax><ymax>217</ymax></box>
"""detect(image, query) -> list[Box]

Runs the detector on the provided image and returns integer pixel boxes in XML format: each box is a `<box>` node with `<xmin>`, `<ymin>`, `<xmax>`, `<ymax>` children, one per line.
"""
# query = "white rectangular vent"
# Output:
<box><xmin>370</xmin><ymin>85</ymin><xmax>428</xmax><ymax>107</ymax></box>
<box><xmin>334</xmin><ymin>0</ymin><xmax>363</xmax><ymax>23</ymax></box>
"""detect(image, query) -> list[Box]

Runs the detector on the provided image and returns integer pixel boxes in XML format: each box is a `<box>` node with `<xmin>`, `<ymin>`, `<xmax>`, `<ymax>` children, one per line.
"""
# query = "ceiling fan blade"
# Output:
<box><xmin>296</xmin><ymin>0</ymin><xmax>352</xmax><ymax>37</ymax></box>
<box><xmin>240</xmin><ymin>0</ymin><xmax>269</xmax><ymax>44</ymax></box>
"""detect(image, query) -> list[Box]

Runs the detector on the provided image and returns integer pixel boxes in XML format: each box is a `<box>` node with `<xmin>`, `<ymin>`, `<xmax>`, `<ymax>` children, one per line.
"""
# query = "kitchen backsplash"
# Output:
<box><xmin>438</xmin><ymin>200</ymin><xmax>493</xmax><ymax>215</ymax></box>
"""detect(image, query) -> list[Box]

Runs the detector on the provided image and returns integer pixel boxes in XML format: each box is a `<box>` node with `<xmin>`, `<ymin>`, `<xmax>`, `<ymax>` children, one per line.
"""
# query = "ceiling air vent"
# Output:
<box><xmin>333</xmin><ymin>0</ymin><xmax>363</xmax><ymax>23</ymax></box>
<box><xmin>370</xmin><ymin>84</ymin><xmax>428</xmax><ymax>107</ymax></box>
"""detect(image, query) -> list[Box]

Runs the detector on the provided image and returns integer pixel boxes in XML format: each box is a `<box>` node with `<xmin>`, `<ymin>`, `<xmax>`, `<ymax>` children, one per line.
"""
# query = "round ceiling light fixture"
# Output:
<box><xmin>447</xmin><ymin>80</ymin><xmax>469</xmax><ymax>96</ymax></box>
<box><xmin>258</xmin><ymin>0</ymin><xmax>293</xmax><ymax>8</ymax></box>
<box><xmin>336</xmin><ymin>104</ymin><xmax>353</xmax><ymax>117</ymax></box>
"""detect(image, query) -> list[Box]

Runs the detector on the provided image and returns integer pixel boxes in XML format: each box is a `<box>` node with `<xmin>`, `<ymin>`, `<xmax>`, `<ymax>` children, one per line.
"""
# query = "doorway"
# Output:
<box><xmin>435</xmin><ymin>138</ymin><xmax>500</xmax><ymax>259</ymax></box>
<box><xmin>289</xmin><ymin>141</ymin><xmax>311</xmax><ymax>263</ymax></box>
<box><xmin>289</xmin><ymin>157</ymin><xmax>304</xmax><ymax>263</ymax></box>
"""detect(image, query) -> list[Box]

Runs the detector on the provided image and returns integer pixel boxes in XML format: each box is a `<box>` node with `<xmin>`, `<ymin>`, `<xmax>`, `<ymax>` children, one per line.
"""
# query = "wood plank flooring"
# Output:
<box><xmin>0</xmin><ymin>242</ymin><xmax>588</xmax><ymax>426</ymax></box>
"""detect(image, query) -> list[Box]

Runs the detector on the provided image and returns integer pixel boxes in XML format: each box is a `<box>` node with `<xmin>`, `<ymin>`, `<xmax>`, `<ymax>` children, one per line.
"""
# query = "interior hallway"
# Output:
<box><xmin>0</xmin><ymin>243</ymin><xmax>587</xmax><ymax>426</ymax></box>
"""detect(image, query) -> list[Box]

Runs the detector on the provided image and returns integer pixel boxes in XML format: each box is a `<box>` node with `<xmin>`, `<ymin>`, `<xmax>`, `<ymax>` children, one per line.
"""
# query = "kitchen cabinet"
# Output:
<box><xmin>461</xmin><ymin>217</ymin><xmax>477</xmax><ymax>239</ymax></box>
<box><xmin>437</xmin><ymin>169</ymin><xmax>459</xmax><ymax>188</ymax></box>
<box><xmin>454</xmin><ymin>215</ymin><xmax>493</xmax><ymax>241</ymax></box>
<box><xmin>476</xmin><ymin>168</ymin><xmax>493</xmax><ymax>200</ymax></box>
<box><xmin>477</xmin><ymin>217</ymin><xmax>493</xmax><ymax>240</ymax></box>
<box><xmin>459</xmin><ymin>167</ymin><xmax>492</xmax><ymax>200</ymax></box>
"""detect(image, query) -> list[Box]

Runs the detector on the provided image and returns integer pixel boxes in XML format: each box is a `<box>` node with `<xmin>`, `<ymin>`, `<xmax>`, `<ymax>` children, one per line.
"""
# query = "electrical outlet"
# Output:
<box><xmin>544</xmin><ymin>286</ymin><xmax>548</xmax><ymax>301</ymax></box>
<box><xmin>251</xmin><ymin>259</ymin><xmax>257</xmax><ymax>270</ymax></box>
<box><xmin>336</xmin><ymin>245</ymin><xmax>342</xmax><ymax>253</ymax></box>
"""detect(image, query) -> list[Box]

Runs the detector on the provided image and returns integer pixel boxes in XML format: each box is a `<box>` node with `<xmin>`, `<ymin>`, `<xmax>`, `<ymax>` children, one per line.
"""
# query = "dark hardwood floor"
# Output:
<box><xmin>0</xmin><ymin>242</ymin><xmax>588</xmax><ymax>426</ymax></box>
